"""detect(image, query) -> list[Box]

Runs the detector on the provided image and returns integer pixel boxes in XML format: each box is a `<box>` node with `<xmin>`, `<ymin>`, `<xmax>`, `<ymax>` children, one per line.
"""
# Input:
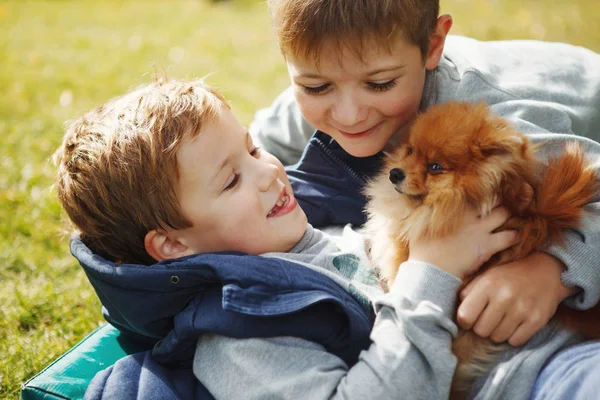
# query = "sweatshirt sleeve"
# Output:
<box><xmin>193</xmin><ymin>261</ymin><xmax>462</xmax><ymax>400</ymax></box>
<box><xmin>249</xmin><ymin>86</ymin><xmax>315</xmax><ymax>166</ymax></box>
<box><xmin>490</xmin><ymin>101</ymin><xmax>600</xmax><ymax>310</ymax></box>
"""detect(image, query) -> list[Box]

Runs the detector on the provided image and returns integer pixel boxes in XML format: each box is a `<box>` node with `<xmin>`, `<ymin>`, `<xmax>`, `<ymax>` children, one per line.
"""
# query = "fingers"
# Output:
<box><xmin>459</xmin><ymin>276</ymin><xmax>479</xmax><ymax>301</ymax></box>
<box><xmin>462</xmin><ymin>308</ymin><xmax>542</xmax><ymax>346</ymax></box>
<box><xmin>476</xmin><ymin>207</ymin><xmax>518</xmax><ymax>260</ymax></box>
<box><xmin>469</xmin><ymin>230</ymin><xmax>517</xmax><ymax>270</ymax></box>
<box><xmin>488</xmin><ymin>230</ymin><xmax>519</xmax><ymax>254</ymax></box>
<box><xmin>462</xmin><ymin>206</ymin><xmax>483</xmax><ymax>224</ymax></box>
<box><xmin>489</xmin><ymin>313</ymin><xmax>521</xmax><ymax>343</ymax></box>
<box><xmin>460</xmin><ymin>294</ymin><xmax>538</xmax><ymax>345</ymax></box>
<box><xmin>457</xmin><ymin>285</ymin><xmax>489</xmax><ymax>330</ymax></box>
<box><xmin>481</xmin><ymin>206</ymin><xmax>511</xmax><ymax>231</ymax></box>
<box><xmin>507</xmin><ymin>313</ymin><xmax>546</xmax><ymax>346</ymax></box>
<box><xmin>472</xmin><ymin>302</ymin><xmax>506</xmax><ymax>338</ymax></box>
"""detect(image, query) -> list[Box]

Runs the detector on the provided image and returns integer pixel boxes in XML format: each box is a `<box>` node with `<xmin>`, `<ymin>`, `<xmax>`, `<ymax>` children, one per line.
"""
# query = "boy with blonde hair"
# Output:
<box><xmin>55</xmin><ymin>78</ymin><xmax>516</xmax><ymax>399</ymax></box>
<box><xmin>244</xmin><ymin>0</ymin><xmax>600</xmax><ymax>398</ymax></box>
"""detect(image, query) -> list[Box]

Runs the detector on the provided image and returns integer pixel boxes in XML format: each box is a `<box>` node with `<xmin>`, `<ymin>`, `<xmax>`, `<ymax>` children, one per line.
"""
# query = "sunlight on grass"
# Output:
<box><xmin>1</xmin><ymin>0</ymin><xmax>598</xmax><ymax>398</ymax></box>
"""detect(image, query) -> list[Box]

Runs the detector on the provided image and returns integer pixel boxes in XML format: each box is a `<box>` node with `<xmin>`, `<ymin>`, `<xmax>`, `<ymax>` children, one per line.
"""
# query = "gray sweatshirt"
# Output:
<box><xmin>194</xmin><ymin>226</ymin><xmax>586</xmax><ymax>399</ymax></box>
<box><xmin>194</xmin><ymin>225</ymin><xmax>461</xmax><ymax>399</ymax></box>
<box><xmin>249</xmin><ymin>35</ymin><xmax>600</xmax><ymax>312</ymax></box>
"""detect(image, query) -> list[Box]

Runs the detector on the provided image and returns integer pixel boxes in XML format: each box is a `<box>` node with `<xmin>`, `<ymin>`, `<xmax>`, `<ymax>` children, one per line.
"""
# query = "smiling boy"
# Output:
<box><xmin>284</xmin><ymin>28</ymin><xmax>442</xmax><ymax>160</ymax></box>
<box><xmin>249</xmin><ymin>0</ymin><xmax>600</xmax><ymax>398</ymax></box>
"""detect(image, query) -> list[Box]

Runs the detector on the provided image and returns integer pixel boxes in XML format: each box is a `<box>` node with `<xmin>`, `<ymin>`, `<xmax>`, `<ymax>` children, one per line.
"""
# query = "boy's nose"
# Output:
<box><xmin>331</xmin><ymin>92</ymin><xmax>367</xmax><ymax>127</ymax></box>
<box><xmin>258</xmin><ymin>163</ymin><xmax>280</xmax><ymax>192</ymax></box>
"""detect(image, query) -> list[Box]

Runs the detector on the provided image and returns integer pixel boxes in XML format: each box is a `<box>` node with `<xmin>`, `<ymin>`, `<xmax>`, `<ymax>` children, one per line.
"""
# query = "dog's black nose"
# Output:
<box><xmin>389</xmin><ymin>168</ymin><xmax>405</xmax><ymax>184</ymax></box>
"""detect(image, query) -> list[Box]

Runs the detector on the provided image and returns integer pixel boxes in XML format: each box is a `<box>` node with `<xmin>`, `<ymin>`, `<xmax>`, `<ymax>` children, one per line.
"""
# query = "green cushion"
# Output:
<box><xmin>20</xmin><ymin>324</ymin><xmax>150</xmax><ymax>400</ymax></box>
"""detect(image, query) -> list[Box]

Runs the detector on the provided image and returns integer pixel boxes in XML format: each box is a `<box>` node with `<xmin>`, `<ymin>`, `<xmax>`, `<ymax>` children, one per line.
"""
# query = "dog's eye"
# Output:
<box><xmin>427</xmin><ymin>163</ymin><xmax>444</xmax><ymax>174</ymax></box>
<box><xmin>407</xmin><ymin>147</ymin><xmax>413</xmax><ymax>155</ymax></box>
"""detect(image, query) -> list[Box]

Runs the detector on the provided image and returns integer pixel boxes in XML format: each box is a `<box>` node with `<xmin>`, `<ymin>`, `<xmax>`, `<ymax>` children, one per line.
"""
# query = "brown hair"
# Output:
<box><xmin>268</xmin><ymin>0</ymin><xmax>439</xmax><ymax>62</ymax></box>
<box><xmin>54</xmin><ymin>79</ymin><xmax>228</xmax><ymax>264</ymax></box>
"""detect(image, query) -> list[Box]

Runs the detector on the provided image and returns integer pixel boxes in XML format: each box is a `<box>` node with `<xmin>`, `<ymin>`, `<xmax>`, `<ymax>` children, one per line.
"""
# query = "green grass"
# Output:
<box><xmin>1</xmin><ymin>0</ymin><xmax>599</xmax><ymax>398</ymax></box>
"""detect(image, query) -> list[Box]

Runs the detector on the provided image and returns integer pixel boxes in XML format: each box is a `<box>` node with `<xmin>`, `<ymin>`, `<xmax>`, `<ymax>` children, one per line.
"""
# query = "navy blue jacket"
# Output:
<box><xmin>72</xmin><ymin>235</ymin><xmax>374</xmax><ymax>399</ymax></box>
<box><xmin>286</xmin><ymin>131</ymin><xmax>384</xmax><ymax>227</ymax></box>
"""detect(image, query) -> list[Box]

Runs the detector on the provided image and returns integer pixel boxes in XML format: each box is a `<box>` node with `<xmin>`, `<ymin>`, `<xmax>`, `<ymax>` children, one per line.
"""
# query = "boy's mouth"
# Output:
<box><xmin>338</xmin><ymin>121</ymin><xmax>382</xmax><ymax>139</ymax></box>
<box><xmin>267</xmin><ymin>189</ymin><xmax>297</xmax><ymax>218</ymax></box>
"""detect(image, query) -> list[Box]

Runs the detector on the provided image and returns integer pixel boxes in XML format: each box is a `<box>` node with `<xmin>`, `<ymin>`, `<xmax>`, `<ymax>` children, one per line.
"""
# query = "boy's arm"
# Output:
<box><xmin>491</xmin><ymin>101</ymin><xmax>600</xmax><ymax>310</ymax></box>
<box><xmin>194</xmin><ymin>261</ymin><xmax>461</xmax><ymax>400</ymax></box>
<box><xmin>249</xmin><ymin>86</ymin><xmax>315</xmax><ymax>165</ymax></box>
<box><xmin>529</xmin><ymin>134</ymin><xmax>600</xmax><ymax>310</ymax></box>
<box><xmin>457</xmin><ymin>101</ymin><xmax>600</xmax><ymax>345</ymax></box>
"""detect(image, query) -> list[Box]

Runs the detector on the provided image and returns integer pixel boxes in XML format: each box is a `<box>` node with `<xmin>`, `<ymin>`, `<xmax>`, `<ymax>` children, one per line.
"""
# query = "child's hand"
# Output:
<box><xmin>457</xmin><ymin>252</ymin><xmax>578</xmax><ymax>346</ymax></box>
<box><xmin>408</xmin><ymin>206</ymin><xmax>517</xmax><ymax>279</ymax></box>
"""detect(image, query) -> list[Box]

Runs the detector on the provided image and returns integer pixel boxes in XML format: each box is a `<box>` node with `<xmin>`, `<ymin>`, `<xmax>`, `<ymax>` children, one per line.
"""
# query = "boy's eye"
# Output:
<box><xmin>300</xmin><ymin>84</ymin><xmax>330</xmax><ymax>95</ymax></box>
<box><xmin>367</xmin><ymin>80</ymin><xmax>397</xmax><ymax>92</ymax></box>
<box><xmin>427</xmin><ymin>163</ymin><xmax>445</xmax><ymax>174</ymax></box>
<box><xmin>224</xmin><ymin>173</ymin><xmax>240</xmax><ymax>191</ymax></box>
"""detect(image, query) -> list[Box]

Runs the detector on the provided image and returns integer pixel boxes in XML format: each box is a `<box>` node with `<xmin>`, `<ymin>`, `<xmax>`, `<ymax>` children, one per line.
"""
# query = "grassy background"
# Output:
<box><xmin>1</xmin><ymin>0</ymin><xmax>599</xmax><ymax>397</ymax></box>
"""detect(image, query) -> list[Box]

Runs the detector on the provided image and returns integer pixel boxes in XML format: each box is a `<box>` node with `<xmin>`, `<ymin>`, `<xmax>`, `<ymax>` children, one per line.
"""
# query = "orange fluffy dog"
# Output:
<box><xmin>364</xmin><ymin>101</ymin><xmax>600</xmax><ymax>398</ymax></box>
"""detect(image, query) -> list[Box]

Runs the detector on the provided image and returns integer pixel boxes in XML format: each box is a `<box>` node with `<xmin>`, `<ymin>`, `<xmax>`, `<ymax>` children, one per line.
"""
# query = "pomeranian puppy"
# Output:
<box><xmin>364</xmin><ymin>101</ymin><xmax>599</xmax><ymax>398</ymax></box>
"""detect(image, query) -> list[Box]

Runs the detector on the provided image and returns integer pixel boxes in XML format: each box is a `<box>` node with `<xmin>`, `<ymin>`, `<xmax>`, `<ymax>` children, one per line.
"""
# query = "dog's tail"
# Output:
<box><xmin>539</xmin><ymin>144</ymin><xmax>600</xmax><ymax>340</ymax></box>
<box><xmin>533</xmin><ymin>142</ymin><xmax>597</xmax><ymax>242</ymax></box>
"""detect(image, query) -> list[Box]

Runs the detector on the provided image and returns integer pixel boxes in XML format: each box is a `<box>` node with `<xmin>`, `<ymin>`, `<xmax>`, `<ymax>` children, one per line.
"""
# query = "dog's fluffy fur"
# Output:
<box><xmin>364</xmin><ymin>101</ymin><xmax>600</xmax><ymax>398</ymax></box>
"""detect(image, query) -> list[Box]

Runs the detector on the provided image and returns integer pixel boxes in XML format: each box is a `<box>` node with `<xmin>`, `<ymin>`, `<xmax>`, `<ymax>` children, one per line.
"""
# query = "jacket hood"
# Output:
<box><xmin>71</xmin><ymin>237</ymin><xmax>227</xmax><ymax>342</ymax></box>
<box><xmin>71</xmin><ymin>236</ymin><xmax>374</xmax><ymax>367</ymax></box>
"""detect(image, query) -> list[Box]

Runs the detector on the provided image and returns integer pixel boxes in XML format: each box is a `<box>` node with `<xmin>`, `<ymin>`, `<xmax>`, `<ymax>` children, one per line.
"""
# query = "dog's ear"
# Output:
<box><xmin>516</xmin><ymin>182</ymin><xmax>534</xmax><ymax>212</ymax></box>
<box><xmin>479</xmin><ymin>132</ymin><xmax>526</xmax><ymax>158</ymax></box>
<box><xmin>476</xmin><ymin>116</ymin><xmax>527</xmax><ymax>159</ymax></box>
<box><xmin>500</xmin><ymin>177</ymin><xmax>535</xmax><ymax>214</ymax></box>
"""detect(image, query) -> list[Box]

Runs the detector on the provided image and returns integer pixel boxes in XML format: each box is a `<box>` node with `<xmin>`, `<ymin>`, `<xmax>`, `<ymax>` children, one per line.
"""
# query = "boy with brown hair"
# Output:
<box><xmin>245</xmin><ymin>0</ymin><xmax>600</xmax><ymax>399</ymax></box>
<box><xmin>55</xmin><ymin>78</ymin><xmax>516</xmax><ymax>399</ymax></box>
<box><xmin>56</xmin><ymin>81</ymin><xmax>228</xmax><ymax>265</ymax></box>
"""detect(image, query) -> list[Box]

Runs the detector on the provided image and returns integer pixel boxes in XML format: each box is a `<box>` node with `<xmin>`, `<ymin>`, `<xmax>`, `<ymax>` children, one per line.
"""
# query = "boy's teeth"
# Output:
<box><xmin>268</xmin><ymin>194</ymin><xmax>289</xmax><ymax>217</ymax></box>
<box><xmin>277</xmin><ymin>194</ymin><xmax>289</xmax><ymax>207</ymax></box>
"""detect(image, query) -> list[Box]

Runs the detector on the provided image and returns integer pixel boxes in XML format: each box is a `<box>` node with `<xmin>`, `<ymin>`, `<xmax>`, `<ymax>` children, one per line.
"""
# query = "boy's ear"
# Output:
<box><xmin>144</xmin><ymin>229</ymin><xmax>192</xmax><ymax>262</ymax></box>
<box><xmin>425</xmin><ymin>14</ymin><xmax>453</xmax><ymax>70</ymax></box>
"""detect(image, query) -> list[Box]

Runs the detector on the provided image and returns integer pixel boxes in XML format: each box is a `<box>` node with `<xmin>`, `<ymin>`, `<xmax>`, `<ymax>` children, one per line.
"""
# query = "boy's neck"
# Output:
<box><xmin>284</xmin><ymin>223</ymin><xmax>312</xmax><ymax>254</ymax></box>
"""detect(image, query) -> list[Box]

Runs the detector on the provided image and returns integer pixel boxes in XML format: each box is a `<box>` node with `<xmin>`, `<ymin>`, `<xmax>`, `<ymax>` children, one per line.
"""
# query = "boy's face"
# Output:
<box><xmin>286</xmin><ymin>35</ymin><xmax>441</xmax><ymax>158</ymax></box>
<box><xmin>173</xmin><ymin>106</ymin><xmax>308</xmax><ymax>255</ymax></box>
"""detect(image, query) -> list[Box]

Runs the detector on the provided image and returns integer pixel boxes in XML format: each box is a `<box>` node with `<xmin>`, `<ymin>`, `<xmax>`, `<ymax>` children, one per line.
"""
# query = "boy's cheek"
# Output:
<box><xmin>294</xmin><ymin>95</ymin><xmax>326</xmax><ymax>123</ymax></box>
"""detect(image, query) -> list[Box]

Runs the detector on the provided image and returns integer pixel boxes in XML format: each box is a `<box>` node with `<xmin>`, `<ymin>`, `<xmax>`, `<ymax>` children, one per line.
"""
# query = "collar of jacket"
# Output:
<box><xmin>286</xmin><ymin>130</ymin><xmax>384</xmax><ymax>227</ymax></box>
<box><xmin>71</xmin><ymin>237</ymin><xmax>373</xmax><ymax>368</ymax></box>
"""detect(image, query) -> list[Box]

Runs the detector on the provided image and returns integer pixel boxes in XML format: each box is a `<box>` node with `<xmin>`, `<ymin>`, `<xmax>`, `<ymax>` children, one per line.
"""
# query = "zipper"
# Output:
<box><xmin>313</xmin><ymin>136</ymin><xmax>367</xmax><ymax>186</ymax></box>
